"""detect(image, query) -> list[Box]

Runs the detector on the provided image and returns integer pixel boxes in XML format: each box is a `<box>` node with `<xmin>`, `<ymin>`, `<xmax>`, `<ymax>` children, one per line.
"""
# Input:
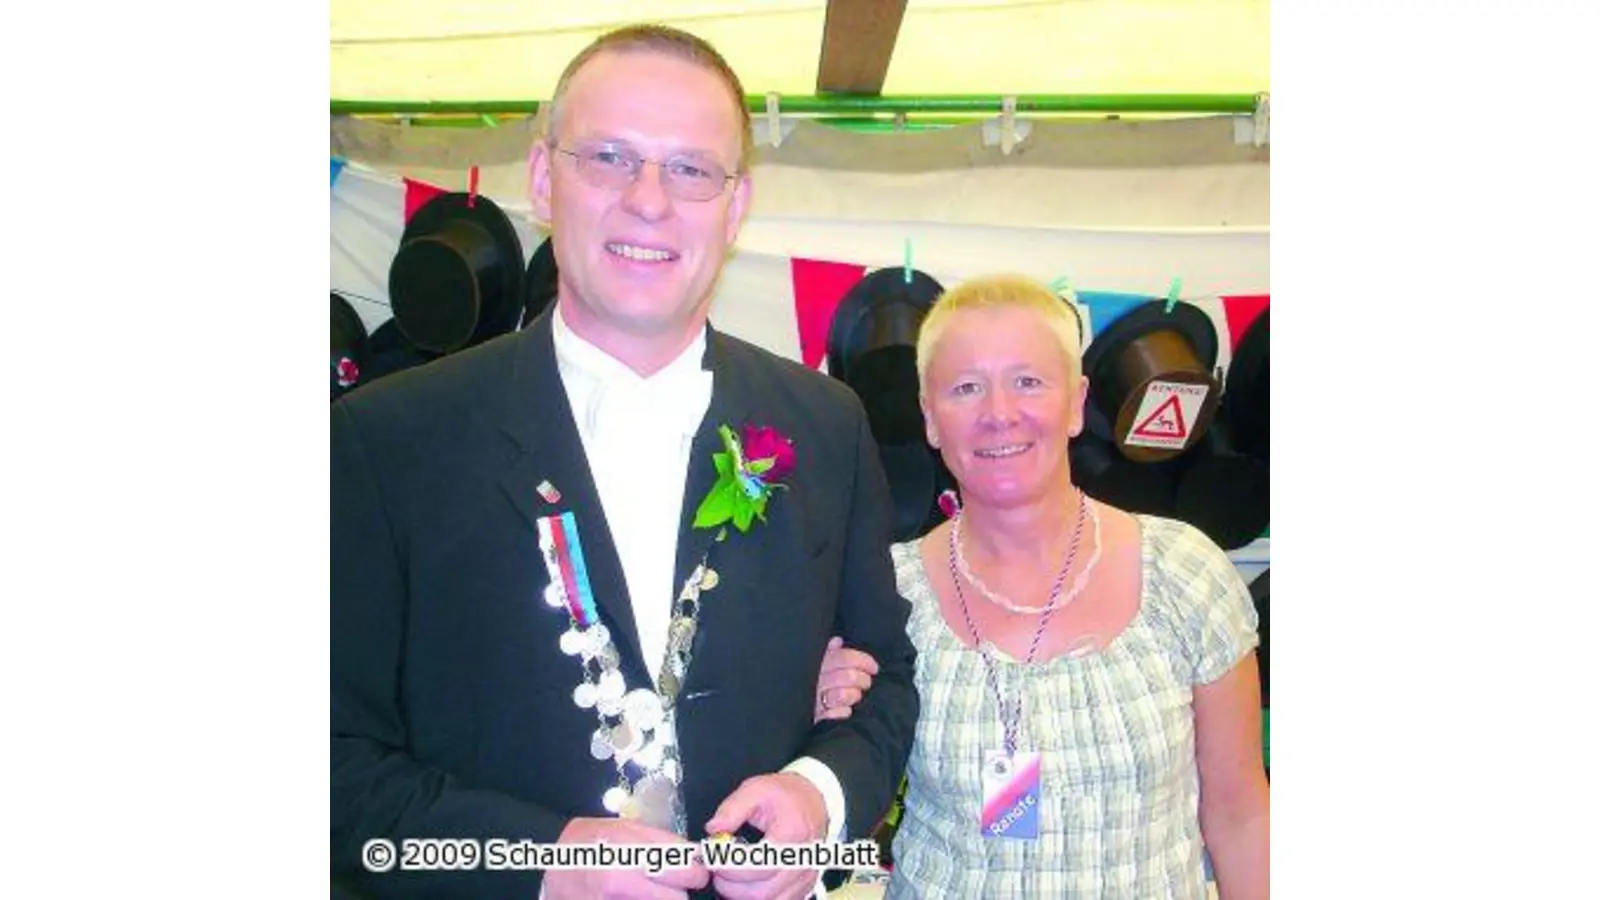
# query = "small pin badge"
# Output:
<box><xmin>700</xmin><ymin>568</ymin><xmax>720</xmax><ymax>591</ymax></box>
<box><xmin>536</xmin><ymin>480</ymin><xmax>562</xmax><ymax>504</ymax></box>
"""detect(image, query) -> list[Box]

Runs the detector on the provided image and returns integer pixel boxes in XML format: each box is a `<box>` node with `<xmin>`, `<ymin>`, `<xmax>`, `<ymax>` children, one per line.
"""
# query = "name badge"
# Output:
<box><xmin>979</xmin><ymin>749</ymin><xmax>1041</xmax><ymax>839</ymax></box>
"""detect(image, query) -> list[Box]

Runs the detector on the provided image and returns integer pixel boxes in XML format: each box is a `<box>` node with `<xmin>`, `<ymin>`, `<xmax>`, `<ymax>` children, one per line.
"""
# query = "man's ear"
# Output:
<box><xmin>529</xmin><ymin>141</ymin><xmax>554</xmax><ymax>226</ymax></box>
<box><xmin>724</xmin><ymin>171</ymin><xmax>753</xmax><ymax>246</ymax></box>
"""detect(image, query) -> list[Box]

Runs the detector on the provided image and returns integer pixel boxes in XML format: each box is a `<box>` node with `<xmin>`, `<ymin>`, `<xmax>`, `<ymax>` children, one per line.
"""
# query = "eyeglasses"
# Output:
<box><xmin>553</xmin><ymin>141</ymin><xmax>737</xmax><ymax>202</ymax></box>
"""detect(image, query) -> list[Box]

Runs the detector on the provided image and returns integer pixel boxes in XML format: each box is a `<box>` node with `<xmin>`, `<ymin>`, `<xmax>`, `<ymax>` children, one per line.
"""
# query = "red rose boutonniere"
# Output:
<box><xmin>693</xmin><ymin>424</ymin><xmax>796</xmax><ymax>536</ymax></box>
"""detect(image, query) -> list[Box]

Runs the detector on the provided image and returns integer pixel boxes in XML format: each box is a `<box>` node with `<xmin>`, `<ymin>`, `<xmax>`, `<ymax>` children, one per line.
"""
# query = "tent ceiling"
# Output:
<box><xmin>331</xmin><ymin>0</ymin><xmax>1269</xmax><ymax>104</ymax></box>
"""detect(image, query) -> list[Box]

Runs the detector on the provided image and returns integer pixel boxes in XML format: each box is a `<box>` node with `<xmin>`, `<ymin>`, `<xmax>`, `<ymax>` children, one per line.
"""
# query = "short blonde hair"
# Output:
<box><xmin>915</xmin><ymin>274</ymin><xmax>1084</xmax><ymax>387</ymax></box>
<box><xmin>543</xmin><ymin>24</ymin><xmax>754</xmax><ymax>171</ymax></box>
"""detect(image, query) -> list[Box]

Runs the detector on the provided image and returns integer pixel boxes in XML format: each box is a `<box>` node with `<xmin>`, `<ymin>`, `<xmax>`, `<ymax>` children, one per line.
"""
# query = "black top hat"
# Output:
<box><xmin>826</xmin><ymin>267</ymin><xmax>943</xmax><ymax>444</ymax></box>
<box><xmin>388</xmin><ymin>192</ymin><xmax>525</xmax><ymax>355</ymax></box>
<box><xmin>521</xmin><ymin>236</ymin><xmax>560</xmax><ymax>329</ymax></box>
<box><xmin>1080</xmin><ymin>299</ymin><xmax>1222</xmax><ymax>463</ymax></box>
<box><xmin>1223</xmin><ymin>308</ymin><xmax>1269</xmax><ymax>462</ymax></box>
<box><xmin>331</xmin><ymin>292</ymin><xmax>369</xmax><ymax>401</ymax></box>
<box><xmin>826</xmin><ymin>267</ymin><xmax>947</xmax><ymax>541</ymax></box>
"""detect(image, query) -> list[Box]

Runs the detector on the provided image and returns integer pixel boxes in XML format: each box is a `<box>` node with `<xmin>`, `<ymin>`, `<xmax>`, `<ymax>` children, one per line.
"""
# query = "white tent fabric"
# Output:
<box><xmin>332</xmin><ymin>112</ymin><xmax>1267</xmax><ymax>359</ymax></box>
<box><xmin>330</xmin><ymin>0</ymin><xmax>1269</xmax><ymax>101</ymax></box>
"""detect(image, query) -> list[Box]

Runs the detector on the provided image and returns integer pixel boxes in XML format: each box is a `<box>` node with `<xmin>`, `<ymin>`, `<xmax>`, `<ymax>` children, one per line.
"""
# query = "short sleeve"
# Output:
<box><xmin>1150</xmin><ymin>520</ymin><xmax>1261</xmax><ymax>685</ymax></box>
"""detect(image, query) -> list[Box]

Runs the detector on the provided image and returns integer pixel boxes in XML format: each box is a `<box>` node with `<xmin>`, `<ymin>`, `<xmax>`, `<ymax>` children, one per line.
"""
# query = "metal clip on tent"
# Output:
<box><xmin>1233</xmin><ymin>92</ymin><xmax>1270</xmax><ymax>147</ymax></box>
<box><xmin>980</xmin><ymin>96</ymin><xmax>1030</xmax><ymax>153</ymax></box>
<box><xmin>1001</xmin><ymin>95</ymin><xmax>1018</xmax><ymax>155</ymax></box>
<box><xmin>766</xmin><ymin>92</ymin><xmax>784</xmax><ymax>148</ymax></box>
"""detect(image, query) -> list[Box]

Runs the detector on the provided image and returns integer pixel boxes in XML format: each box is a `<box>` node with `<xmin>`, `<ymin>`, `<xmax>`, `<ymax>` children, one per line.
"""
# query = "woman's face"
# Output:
<box><xmin>921</xmin><ymin>305</ymin><xmax>1088</xmax><ymax>510</ymax></box>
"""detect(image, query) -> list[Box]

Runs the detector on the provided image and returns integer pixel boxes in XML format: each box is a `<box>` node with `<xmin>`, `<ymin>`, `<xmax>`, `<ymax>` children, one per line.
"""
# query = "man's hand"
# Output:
<box><xmin>814</xmin><ymin>636</ymin><xmax>879</xmax><ymax>723</ymax></box>
<box><xmin>703</xmin><ymin>773</ymin><xmax>828</xmax><ymax>900</ymax></box>
<box><xmin>541</xmin><ymin>817</ymin><xmax>710</xmax><ymax>900</ymax></box>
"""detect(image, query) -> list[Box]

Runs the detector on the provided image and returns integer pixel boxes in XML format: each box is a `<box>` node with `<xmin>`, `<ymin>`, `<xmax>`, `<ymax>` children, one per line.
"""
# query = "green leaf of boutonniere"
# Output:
<box><xmin>732</xmin><ymin>498</ymin><xmax>755</xmax><ymax>532</ymax></box>
<box><xmin>693</xmin><ymin>477</ymin><xmax>740</xmax><ymax>529</ymax></box>
<box><xmin>718</xmin><ymin>424</ymin><xmax>744</xmax><ymax>469</ymax></box>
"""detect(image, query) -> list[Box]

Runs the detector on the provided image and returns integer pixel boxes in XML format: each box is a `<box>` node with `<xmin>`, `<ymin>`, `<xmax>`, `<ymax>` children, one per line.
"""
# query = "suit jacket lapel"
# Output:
<box><xmin>497</xmin><ymin>312</ymin><xmax>649</xmax><ymax>684</ymax></box>
<box><xmin>673</xmin><ymin>330</ymin><xmax>756</xmax><ymax>603</ymax></box>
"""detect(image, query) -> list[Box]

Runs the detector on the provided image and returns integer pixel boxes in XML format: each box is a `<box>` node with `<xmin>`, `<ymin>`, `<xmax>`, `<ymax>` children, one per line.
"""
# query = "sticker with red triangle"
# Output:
<box><xmin>1125</xmin><ymin>382</ymin><xmax>1210</xmax><ymax>450</ymax></box>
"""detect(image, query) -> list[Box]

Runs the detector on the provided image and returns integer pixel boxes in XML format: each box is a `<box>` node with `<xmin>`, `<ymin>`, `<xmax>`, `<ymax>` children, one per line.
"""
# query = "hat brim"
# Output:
<box><xmin>398</xmin><ymin>192</ymin><xmax>527</xmax><ymax>344</ymax></box>
<box><xmin>1081</xmin><ymin>300</ymin><xmax>1220</xmax><ymax>411</ymax></box>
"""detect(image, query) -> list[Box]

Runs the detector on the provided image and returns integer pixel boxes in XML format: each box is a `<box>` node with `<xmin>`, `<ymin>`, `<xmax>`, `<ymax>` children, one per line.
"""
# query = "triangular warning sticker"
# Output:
<box><xmin>1125</xmin><ymin>381</ymin><xmax>1209</xmax><ymax>450</ymax></box>
<box><xmin>1131</xmin><ymin>394</ymin><xmax>1187</xmax><ymax>440</ymax></box>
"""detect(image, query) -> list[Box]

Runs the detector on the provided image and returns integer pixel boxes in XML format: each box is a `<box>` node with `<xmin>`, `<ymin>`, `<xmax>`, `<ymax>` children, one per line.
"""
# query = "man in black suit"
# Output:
<box><xmin>331</xmin><ymin>24</ymin><xmax>918</xmax><ymax>900</ymax></box>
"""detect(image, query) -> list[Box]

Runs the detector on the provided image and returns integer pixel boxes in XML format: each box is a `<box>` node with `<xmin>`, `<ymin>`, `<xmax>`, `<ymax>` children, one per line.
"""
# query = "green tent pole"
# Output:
<box><xmin>331</xmin><ymin>93</ymin><xmax>1260</xmax><ymax>117</ymax></box>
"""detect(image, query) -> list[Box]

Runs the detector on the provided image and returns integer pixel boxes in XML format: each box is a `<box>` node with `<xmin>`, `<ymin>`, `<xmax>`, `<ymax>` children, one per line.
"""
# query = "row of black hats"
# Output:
<box><xmin>331</xmin><ymin>192</ymin><xmax>1269</xmax><ymax>549</ymax></box>
<box><xmin>332</xmin><ymin>193</ymin><xmax>559</xmax><ymax>401</ymax></box>
<box><xmin>822</xmin><ymin>271</ymin><xmax>1269</xmax><ymax>550</ymax></box>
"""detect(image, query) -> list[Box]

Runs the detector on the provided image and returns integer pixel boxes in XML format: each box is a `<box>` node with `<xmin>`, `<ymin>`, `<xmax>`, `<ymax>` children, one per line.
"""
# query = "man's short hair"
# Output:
<box><xmin>543</xmin><ymin>24</ymin><xmax>754</xmax><ymax>170</ymax></box>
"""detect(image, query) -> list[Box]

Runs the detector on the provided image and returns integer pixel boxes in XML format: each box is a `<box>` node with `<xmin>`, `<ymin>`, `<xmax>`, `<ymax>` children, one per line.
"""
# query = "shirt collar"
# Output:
<box><xmin>552</xmin><ymin>304</ymin><xmax>714</xmax><ymax>440</ymax></box>
<box><xmin>552</xmin><ymin>303</ymin><xmax>708</xmax><ymax>388</ymax></box>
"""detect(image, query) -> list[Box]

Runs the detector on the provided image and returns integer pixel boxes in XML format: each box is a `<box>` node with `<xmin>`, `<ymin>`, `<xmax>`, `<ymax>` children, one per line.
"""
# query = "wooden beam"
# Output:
<box><xmin>817</xmin><ymin>0</ymin><xmax>907</xmax><ymax>94</ymax></box>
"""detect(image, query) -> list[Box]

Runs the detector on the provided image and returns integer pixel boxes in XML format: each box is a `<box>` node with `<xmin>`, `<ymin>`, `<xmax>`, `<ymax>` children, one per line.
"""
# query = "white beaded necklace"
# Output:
<box><xmin>952</xmin><ymin>495</ymin><xmax>1103</xmax><ymax>616</ymax></box>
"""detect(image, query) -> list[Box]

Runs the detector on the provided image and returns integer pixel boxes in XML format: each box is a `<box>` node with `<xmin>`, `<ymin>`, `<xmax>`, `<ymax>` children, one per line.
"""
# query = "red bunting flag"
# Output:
<box><xmin>790</xmin><ymin>257</ymin><xmax>867</xmax><ymax>370</ymax></box>
<box><xmin>1221</xmin><ymin>295</ymin><xmax>1270</xmax><ymax>353</ymax></box>
<box><xmin>403</xmin><ymin>177</ymin><xmax>447</xmax><ymax>224</ymax></box>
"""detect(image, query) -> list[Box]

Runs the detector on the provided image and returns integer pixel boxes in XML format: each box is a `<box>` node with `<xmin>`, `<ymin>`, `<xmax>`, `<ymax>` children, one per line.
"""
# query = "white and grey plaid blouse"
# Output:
<box><xmin>886</xmin><ymin>516</ymin><xmax>1258</xmax><ymax>900</ymax></box>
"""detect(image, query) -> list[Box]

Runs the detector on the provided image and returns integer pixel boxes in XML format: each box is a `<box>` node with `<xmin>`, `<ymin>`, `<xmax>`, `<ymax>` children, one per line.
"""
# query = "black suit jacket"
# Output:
<box><xmin>331</xmin><ymin>311</ymin><xmax>919</xmax><ymax>898</ymax></box>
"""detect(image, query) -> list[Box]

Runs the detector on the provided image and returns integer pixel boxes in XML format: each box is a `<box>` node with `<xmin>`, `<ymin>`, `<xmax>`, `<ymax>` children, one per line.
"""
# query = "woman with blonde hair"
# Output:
<box><xmin>822</xmin><ymin>274</ymin><xmax>1267</xmax><ymax>898</ymax></box>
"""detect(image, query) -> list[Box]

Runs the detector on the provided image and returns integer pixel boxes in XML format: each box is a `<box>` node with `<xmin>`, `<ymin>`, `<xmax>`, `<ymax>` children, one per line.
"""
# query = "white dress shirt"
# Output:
<box><xmin>550</xmin><ymin>309</ymin><xmax>846</xmax><ymax>881</ymax></box>
<box><xmin>553</xmin><ymin>307</ymin><xmax>713</xmax><ymax>681</ymax></box>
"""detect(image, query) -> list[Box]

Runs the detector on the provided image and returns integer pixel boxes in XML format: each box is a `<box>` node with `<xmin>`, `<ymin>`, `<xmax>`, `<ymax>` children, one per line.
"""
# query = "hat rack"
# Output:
<box><xmin>331</xmin><ymin>92</ymin><xmax>1266</xmax><ymax>133</ymax></box>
